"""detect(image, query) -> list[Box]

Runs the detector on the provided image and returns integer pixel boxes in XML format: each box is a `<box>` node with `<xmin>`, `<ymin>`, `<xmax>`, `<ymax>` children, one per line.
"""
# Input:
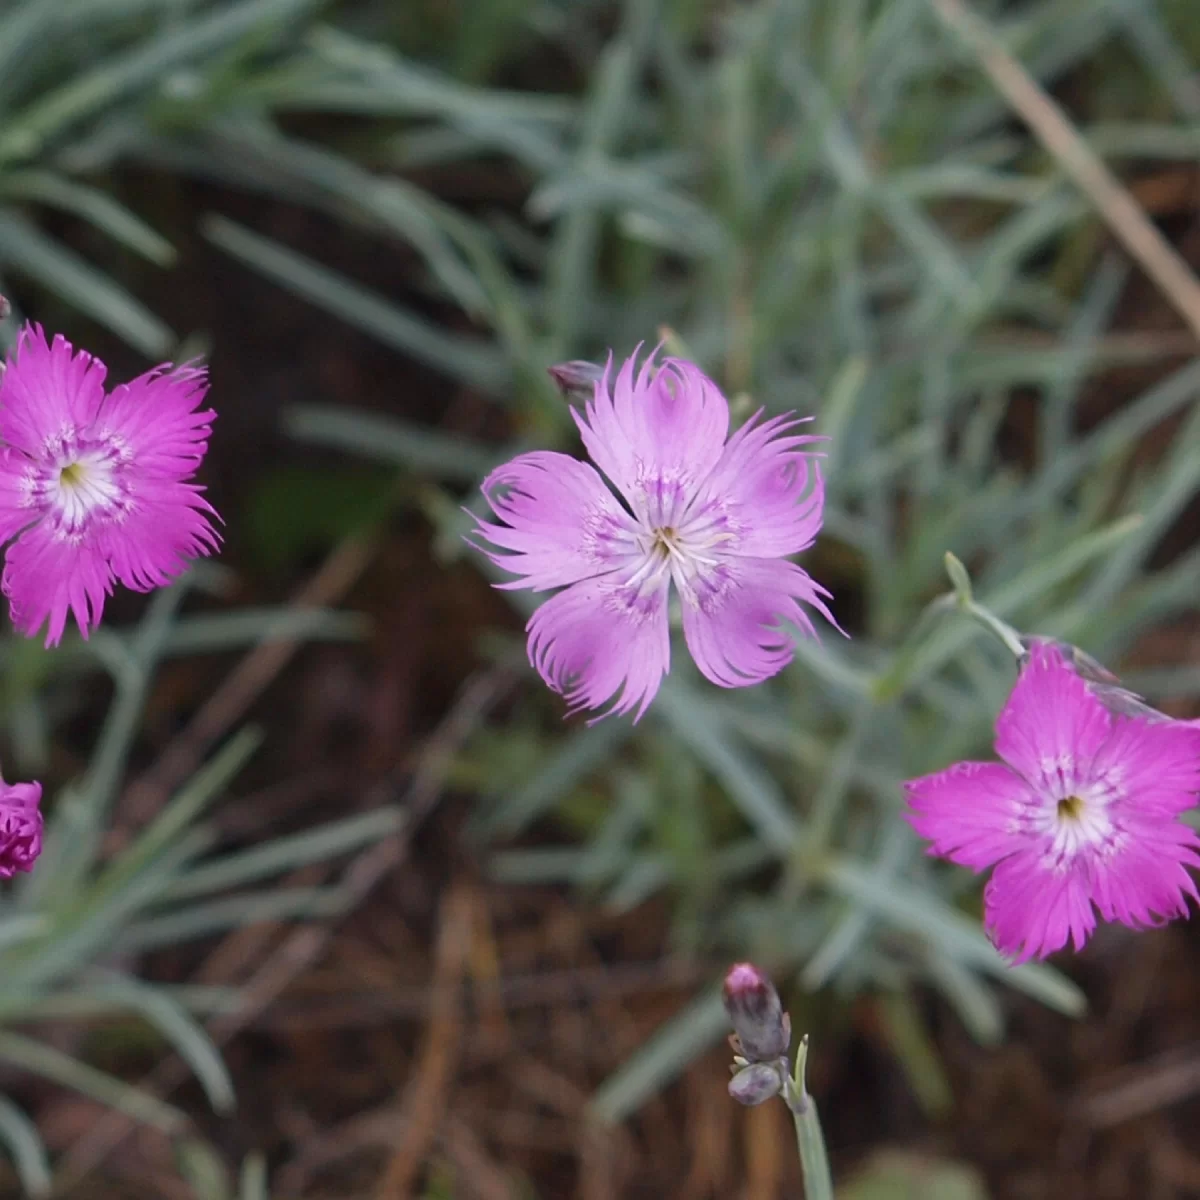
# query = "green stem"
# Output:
<box><xmin>963</xmin><ymin>599</ymin><xmax>1026</xmax><ymax>659</ymax></box>
<box><xmin>786</xmin><ymin>1036</ymin><xmax>834</xmax><ymax>1200</ymax></box>
<box><xmin>943</xmin><ymin>551</ymin><xmax>1025</xmax><ymax>659</ymax></box>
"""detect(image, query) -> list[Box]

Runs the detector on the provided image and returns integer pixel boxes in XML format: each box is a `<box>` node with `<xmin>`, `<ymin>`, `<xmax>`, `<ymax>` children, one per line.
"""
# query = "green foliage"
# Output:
<box><xmin>3</xmin><ymin>0</ymin><xmax>1200</xmax><ymax>1190</ymax></box>
<box><xmin>841</xmin><ymin>1151</ymin><xmax>988</xmax><ymax>1200</ymax></box>
<box><xmin>176</xmin><ymin>1143</ymin><xmax>272</xmax><ymax>1200</ymax></box>
<box><xmin>245</xmin><ymin>462</ymin><xmax>394</xmax><ymax>573</ymax></box>
<box><xmin>261</xmin><ymin>0</ymin><xmax>1200</xmax><ymax>1129</ymax></box>
<box><xmin>0</xmin><ymin>0</ymin><xmax>336</xmax><ymax>353</ymax></box>
<box><xmin>0</xmin><ymin>576</ymin><xmax>395</xmax><ymax>1195</ymax></box>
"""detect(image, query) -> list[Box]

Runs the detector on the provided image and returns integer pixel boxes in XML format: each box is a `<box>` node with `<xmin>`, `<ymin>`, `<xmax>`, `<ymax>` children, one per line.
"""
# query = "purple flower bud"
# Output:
<box><xmin>0</xmin><ymin>296</ymin><xmax>9</xmax><ymax>320</ymax></box>
<box><xmin>728</xmin><ymin>1061</ymin><xmax>783</xmax><ymax>1106</ymax></box>
<box><xmin>723</xmin><ymin>962</ymin><xmax>790</xmax><ymax>1062</ymax></box>
<box><xmin>0</xmin><ymin>779</ymin><xmax>41</xmax><ymax>877</ymax></box>
<box><xmin>546</xmin><ymin>359</ymin><xmax>604</xmax><ymax>403</ymax></box>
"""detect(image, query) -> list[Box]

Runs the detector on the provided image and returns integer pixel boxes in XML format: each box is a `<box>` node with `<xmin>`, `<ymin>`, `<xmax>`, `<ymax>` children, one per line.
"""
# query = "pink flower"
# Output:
<box><xmin>905</xmin><ymin>640</ymin><xmax>1200</xmax><ymax>962</ymax></box>
<box><xmin>0</xmin><ymin>775</ymin><xmax>42</xmax><ymax>878</ymax></box>
<box><xmin>470</xmin><ymin>348</ymin><xmax>836</xmax><ymax>720</ymax></box>
<box><xmin>0</xmin><ymin>324</ymin><xmax>219</xmax><ymax>645</ymax></box>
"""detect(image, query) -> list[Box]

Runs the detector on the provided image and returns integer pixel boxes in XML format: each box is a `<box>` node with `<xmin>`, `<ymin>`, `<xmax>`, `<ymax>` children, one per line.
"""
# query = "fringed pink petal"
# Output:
<box><xmin>680</xmin><ymin>556</ymin><xmax>837</xmax><ymax>689</ymax></box>
<box><xmin>1093</xmin><ymin>717</ymin><xmax>1200</xmax><ymax>816</ymax></box>
<box><xmin>526</xmin><ymin>575</ymin><xmax>670</xmax><ymax>723</ymax></box>
<box><xmin>99</xmin><ymin>362</ymin><xmax>214</xmax><ymax>478</ymax></box>
<box><xmin>470</xmin><ymin>451</ymin><xmax>641</xmax><ymax>590</ymax></box>
<box><xmin>100</xmin><ymin>485</ymin><xmax>221</xmax><ymax>594</ymax></box>
<box><xmin>3</xmin><ymin>521</ymin><xmax>114</xmax><ymax>645</ymax></box>
<box><xmin>904</xmin><ymin>761</ymin><xmax>1037</xmax><ymax>871</ymax></box>
<box><xmin>1085</xmin><ymin>816</ymin><xmax>1200</xmax><ymax>929</ymax></box>
<box><xmin>995</xmin><ymin>640</ymin><xmax>1113</xmax><ymax>793</ymax></box>
<box><xmin>984</xmin><ymin>851</ymin><xmax>1096</xmax><ymax>962</ymax></box>
<box><xmin>573</xmin><ymin>348</ymin><xmax>729</xmax><ymax>522</ymax></box>
<box><xmin>0</xmin><ymin>325</ymin><xmax>107</xmax><ymax>455</ymax></box>
<box><xmin>690</xmin><ymin>411</ymin><xmax>826</xmax><ymax>558</ymax></box>
<box><xmin>0</xmin><ymin>448</ymin><xmax>39</xmax><ymax>546</ymax></box>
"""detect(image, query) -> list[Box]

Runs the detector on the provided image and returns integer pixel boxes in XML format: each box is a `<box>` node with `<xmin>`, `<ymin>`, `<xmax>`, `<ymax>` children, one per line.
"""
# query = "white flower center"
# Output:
<box><xmin>56</xmin><ymin>455</ymin><xmax>120</xmax><ymax>527</ymax></box>
<box><xmin>22</xmin><ymin>427</ymin><xmax>135</xmax><ymax>538</ymax></box>
<box><xmin>596</xmin><ymin>468</ymin><xmax>738</xmax><ymax>601</ymax></box>
<box><xmin>626</xmin><ymin>512</ymin><xmax>737</xmax><ymax>603</ymax></box>
<box><xmin>1034</xmin><ymin>778</ymin><xmax>1123</xmax><ymax>867</ymax></box>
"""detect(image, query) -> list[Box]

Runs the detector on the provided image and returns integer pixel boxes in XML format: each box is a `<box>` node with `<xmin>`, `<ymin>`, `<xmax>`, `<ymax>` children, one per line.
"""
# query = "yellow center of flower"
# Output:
<box><xmin>50</xmin><ymin>451</ymin><xmax>124</xmax><ymax>534</ymax></box>
<box><xmin>1056</xmin><ymin>794</ymin><xmax>1084</xmax><ymax>822</ymax></box>
<box><xmin>651</xmin><ymin>526</ymin><xmax>681</xmax><ymax>559</ymax></box>
<box><xmin>58</xmin><ymin>462</ymin><xmax>87</xmax><ymax>489</ymax></box>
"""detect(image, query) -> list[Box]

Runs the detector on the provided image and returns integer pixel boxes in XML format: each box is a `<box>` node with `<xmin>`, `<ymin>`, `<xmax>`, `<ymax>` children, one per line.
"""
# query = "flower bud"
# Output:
<box><xmin>0</xmin><ymin>296</ymin><xmax>9</xmax><ymax>320</ymax></box>
<box><xmin>728</xmin><ymin>1061</ymin><xmax>783</xmax><ymax>1107</ymax></box>
<box><xmin>1021</xmin><ymin>636</ymin><xmax>1167</xmax><ymax>722</ymax></box>
<box><xmin>546</xmin><ymin>359</ymin><xmax>603</xmax><ymax>403</ymax></box>
<box><xmin>723</xmin><ymin>962</ymin><xmax>790</xmax><ymax>1062</ymax></box>
<box><xmin>0</xmin><ymin>779</ymin><xmax>42</xmax><ymax>877</ymax></box>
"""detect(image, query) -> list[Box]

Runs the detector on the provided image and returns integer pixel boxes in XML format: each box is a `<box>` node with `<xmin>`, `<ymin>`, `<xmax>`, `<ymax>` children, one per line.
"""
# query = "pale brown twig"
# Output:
<box><xmin>120</xmin><ymin>532</ymin><xmax>378</xmax><ymax>826</ymax></box>
<box><xmin>930</xmin><ymin>0</ymin><xmax>1200</xmax><ymax>341</ymax></box>
<box><xmin>1075</xmin><ymin>1043</ymin><xmax>1200</xmax><ymax>1129</ymax></box>
<box><xmin>372</xmin><ymin>884</ymin><xmax>475</xmax><ymax>1199</ymax></box>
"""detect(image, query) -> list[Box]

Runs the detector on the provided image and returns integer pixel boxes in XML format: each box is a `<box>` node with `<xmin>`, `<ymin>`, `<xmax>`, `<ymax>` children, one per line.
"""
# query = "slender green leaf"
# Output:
<box><xmin>0</xmin><ymin>1095</ymin><xmax>50</xmax><ymax>1197</ymax></box>
<box><xmin>84</xmin><ymin>972</ymin><xmax>234</xmax><ymax>1112</ymax></box>
<box><xmin>203</xmin><ymin>216</ymin><xmax>508</xmax><ymax>392</ymax></box>
<box><xmin>589</xmin><ymin>987</ymin><xmax>729</xmax><ymax>1122</ymax></box>
<box><xmin>286</xmin><ymin>405</ymin><xmax>496</xmax><ymax>481</ymax></box>
<box><xmin>0</xmin><ymin>209</ymin><xmax>172</xmax><ymax>355</ymax></box>
<box><xmin>0</xmin><ymin>170</ymin><xmax>175</xmax><ymax>265</ymax></box>
<box><xmin>162</xmin><ymin>808</ymin><xmax>404</xmax><ymax>901</ymax></box>
<box><xmin>0</xmin><ymin>1032</ymin><xmax>186</xmax><ymax>1133</ymax></box>
<box><xmin>825</xmin><ymin>856</ymin><xmax>1086</xmax><ymax>1017</ymax></box>
<box><xmin>0</xmin><ymin>0</ymin><xmax>322</xmax><ymax>164</ymax></box>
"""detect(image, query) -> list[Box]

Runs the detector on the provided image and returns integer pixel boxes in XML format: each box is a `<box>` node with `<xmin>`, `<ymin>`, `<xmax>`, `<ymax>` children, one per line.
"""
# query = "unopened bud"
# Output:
<box><xmin>0</xmin><ymin>295</ymin><xmax>9</xmax><ymax>320</ymax></box>
<box><xmin>1022</xmin><ymin>636</ymin><xmax>1168</xmax><ymax>722</ymax></box>
<box><xmin>723</xmin><ymin>962</ymin><xmax>790</xmax><ymax>1062</ymax></box>
<box><xmin>728</xmin><ymin>1061</ymin><xmax>783</xmax><ymax>1107</ymax></box>
<box><xmin>546</xmin><ymin>359</ymin><xmax>603</xmax><ymax>403</ymax></box>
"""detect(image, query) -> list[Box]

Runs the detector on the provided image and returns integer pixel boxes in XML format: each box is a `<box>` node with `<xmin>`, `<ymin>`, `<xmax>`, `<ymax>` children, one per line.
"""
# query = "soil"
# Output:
<box><xmin>6</xmin><ymin>154</ymin><xmax>1200</xmax><ymax>1200</ymax></box>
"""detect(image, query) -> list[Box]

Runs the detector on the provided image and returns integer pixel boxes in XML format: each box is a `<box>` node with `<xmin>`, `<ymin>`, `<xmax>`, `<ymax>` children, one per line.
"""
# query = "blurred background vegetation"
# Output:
<box><xmin>2</xmin><ymin>0</ymin><xmax>1200</xmax><ymax>1196</ymax></box>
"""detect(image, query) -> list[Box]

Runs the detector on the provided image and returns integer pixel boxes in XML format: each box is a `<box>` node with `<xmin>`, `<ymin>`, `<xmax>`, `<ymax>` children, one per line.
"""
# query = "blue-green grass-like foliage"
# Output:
<box><xmin>0</xmin><ymin>570</ymin><xmax>394</xmax><ymax>1195</ymax></box>
<box><xmin>6</xmin><ymin>0</ymin><xmax>1200</xmax><ymax>1188</ymax></box>
<box><xmin>265</xmin><ymin>0</ymin><xmax>1200</xmax><ymax>1128</ymax></box>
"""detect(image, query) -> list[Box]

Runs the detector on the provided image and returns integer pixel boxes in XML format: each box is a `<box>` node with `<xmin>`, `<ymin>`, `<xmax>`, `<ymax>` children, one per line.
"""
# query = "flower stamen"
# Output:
<box><xmin>1056</xmin><ymin>795</ymin><xmax>1084</xmax><ymax>822</ymax></box>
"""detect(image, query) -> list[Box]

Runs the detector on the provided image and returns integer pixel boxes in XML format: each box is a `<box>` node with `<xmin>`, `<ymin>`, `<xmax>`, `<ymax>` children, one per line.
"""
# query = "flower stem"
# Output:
<box><xmin>963</xmin><ymin>599</ymin><xmax>1026</xmax><ymax>659</ymax></box>
<box><xmin>786</xmin><ymin>1036</ymin><xmax>834</xmax><ymax>1200</ymax></box>
<box><xmin>943</xmin><ymin>552</ymin><xmax>1026</xmax><ymax>659</ymax></box>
